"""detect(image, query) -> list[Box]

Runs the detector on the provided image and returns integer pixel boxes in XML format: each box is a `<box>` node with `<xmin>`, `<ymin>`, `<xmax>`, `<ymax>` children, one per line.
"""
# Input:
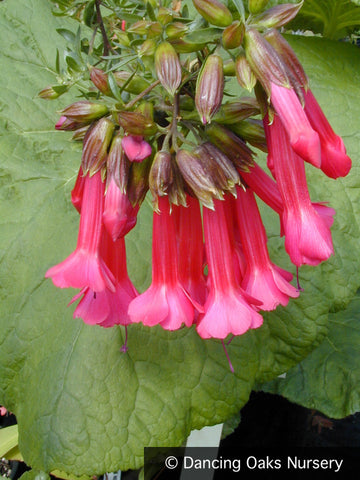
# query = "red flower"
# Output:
<box><xmin>45</xmin><ymin>171</ymin><xmax>115</xmax><ymax>292</ymax></box>
<box><xmin>121</xmin><ymin>135</ymin><xmax>152</xmax><ymax>162</ymax></box>
<box><xmin>128</xmin><ymin>196</ymin><xmax>196</xmax><ymax>330</ymax></box>
<box><xmin>196</xmin><ymin>198</ymin><xmax>263</xmax><ymax>339</ymax></box>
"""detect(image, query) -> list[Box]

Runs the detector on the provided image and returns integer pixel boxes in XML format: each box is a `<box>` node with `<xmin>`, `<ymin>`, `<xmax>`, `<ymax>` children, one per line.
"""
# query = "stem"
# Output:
<box><xmin>95</xmin><ymin>0</ymin><xmax>112</xmax><ymax>57</ymax></box>
<box><xmin>124</xmin><ymin>79</ymin><xmax>161</xmax><ymax>110</ymax></box>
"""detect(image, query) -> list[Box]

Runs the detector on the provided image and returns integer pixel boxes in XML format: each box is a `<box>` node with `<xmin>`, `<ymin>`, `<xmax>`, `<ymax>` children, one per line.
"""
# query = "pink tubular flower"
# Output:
<box><xmin>234</xmin><ymin>186</ymin><xmax>299</xmax><ymax>310</ymax></box>
<box><xmin>45</xmin><ymin>171</ymin><xmax>115</xmax><ymax>292</ymax></box>
<box><xmin>71</xmin><ymin>231</ymin><xmax>137</xmax><ymax>327</ymax></box>
<box><xmin>103</xmin><ymin>176</ymin><xmax>139</xmax><ymax>240</ymax></box>
<box><xmin>270</xmin><ymin>82</ymin><xmax>321</xmax><ymax>168</ymax></box>
<box><xmin>267</xmin><ymin>115</ymin><xmax>334</xmax><ymax>266</ymax></box>
<box><xmin>121</xmin><ymin>135</ymin><xmax>152</xmax><ymax>162</ymax></box>
<box><xmin>304</xmin><ymin>89</ymin><xmax>352</xmax><ymax>179</ymax></box>
<box><xmin>196</xmin><ymin>198</ymin><xmax>263</xmax><ymax>340</ymax></box>
<box><xmin>71</xmin><ymin>166</ymin><xmax>85</xmax><ymax>213</ymax></box>
<box><xmin>128</xmin><ymin>195</ymin><xmax>196</xmax><ymax>330</ymax></box>
<box><xmin>173</xmin><ymin>196</ymin><xmax>207</xmax><ymax>307</ymax></box>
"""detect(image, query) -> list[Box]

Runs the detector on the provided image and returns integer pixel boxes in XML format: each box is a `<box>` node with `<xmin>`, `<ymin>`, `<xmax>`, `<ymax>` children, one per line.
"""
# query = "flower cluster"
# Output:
<box><xmin>43</xmin><ymin>1</ymin><xmax>351</xmax><ymax>351</ymax></box>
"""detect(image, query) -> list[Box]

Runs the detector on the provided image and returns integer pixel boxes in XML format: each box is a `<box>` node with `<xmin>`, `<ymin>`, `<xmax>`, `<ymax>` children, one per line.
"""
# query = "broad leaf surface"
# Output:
<box><xmin>0</xmin><ymin>0</ymin><xmax>360</xmax><ymax>476</ymax></box>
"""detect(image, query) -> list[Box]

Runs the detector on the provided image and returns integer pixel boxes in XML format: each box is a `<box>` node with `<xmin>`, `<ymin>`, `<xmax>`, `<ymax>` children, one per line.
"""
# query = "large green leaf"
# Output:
<box><xmin>262</xmin><ymin>293</ymin><xmax>360</xmax><ymax>419</ymax></box>
<box><xmin>0</xmin><ymin>0</ymin><xmax>360</xmax><ymax>477</ymax></box>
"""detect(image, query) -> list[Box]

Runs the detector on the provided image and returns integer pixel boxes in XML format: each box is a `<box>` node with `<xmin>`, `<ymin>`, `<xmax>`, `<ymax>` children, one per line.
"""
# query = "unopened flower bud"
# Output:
<box><xmin>60</xmin><ymin>101</ymin><xmax>109</xmax><ymax>123</ymax></box>
<box><xmin>135</xmin><ymin>102</ymin><xmax>154</xmax><ymax>122</ymax></box>
<box><xmin>113</xmin><ymin>71</ymin><xmax>151</xmax><ymax>95</ymax></box>
<box><xmin>169</xmin><ymin>38</ymin><xmax>207</xmax><ymax>53</ymax></box>
<box><xmin>157</xmin><ymin>7</ymin><xmax>174</xmax><ymax>25</ymax></box>
<box><xmin>149</xmin><ymin>151</ymin><xmax>173</xmax><ymax>203</ymax></box>
<box><xmin>244</xmin><ymin>28</ymin><xmax>290</xmax><ymax>96</ymax></box>
<box><xmin>55</xmin><ymin>116</ymin><xmax>86</xmax><ymax>131</ymax></box>
<box><xmin>38</xmin><ymin>85</ymin><xmax>62</xmax><ymax>100</ymax></box>
<box><xmin>235</xmin><ymin>55</ymin><xmax>257</xmax><ymax>92</ymax></box>
<box><xmin>222</xmin><ymin>21</ymin><xmax>245</xmax><ymax>50</ymax></box>
<box><xmin>71</xmin><ymin>125</ymin><xmax>90</xmax><ymax>142</ymax></box>
<box><xmin>127</xmin><ymin>20</ymin><xmax>150</xmax><ymax>35</ymax></box>
<box><xmin>90</xmin><ymin>67</ymin><xmax>111</xmax><ymax>95</ymax></box>
<box><xmin>248</xmin><ymin>0</ymin><xmax>269</xmax><ymax>15</ymax></box>
<box><xmin>195</xmin><ymin>54</ymin><xmax>224</xmax><ymax>125</ymax></box>
<box><xmin>165</xmin><ymin>22</ymin><xmax>188</xmax><ymax>39</ymax></box>
<box><xmin>223</xmin><ymin>59</ymin><xmax>236</xmax><ymax>76</ymax></box>
<box><xmin>118</xmin><ymin>111</ymin><xmax>157</xmax><ymax>136</ymax></box>
<box><xmin>155</xmin><ymin>41</ymin><xmax>182</xmax><ymax>96</ymax></box>
<box><xmin>147</xmin><ymin>21</ymin><xmax>162</xmax><ymax>38</ymax></box>
<box><xmin>230</xmin><ymin>119</ymin><xmax>267</xmax><ymax>152</ymax></box>
<box><xmin>205</xmin><ymin>123</ymin><xmax>254</xmax><ymax>170</ymax></box>
<box><xmin>253</xmin><ymin>2</ymin><xmax>304</xmax><ymax>29</ymax></box>
<box><xmin>81</xmin><ymin>118</ymin><xmax>115</xmax><ymax>175</ymax></box>
<box><xmin>138</xmin><ymin>39</ymin><xmax>157</xmax><ymax>57</ymax></box>
<box><xmin>193</xmin><ymin>0</ymin><xmax>233</xmax><ymax>27</ymax></box>
<box><xmin>213</xmin><ymin>98</ymin><xmax>260</xmax><ymax>124</ymax></box>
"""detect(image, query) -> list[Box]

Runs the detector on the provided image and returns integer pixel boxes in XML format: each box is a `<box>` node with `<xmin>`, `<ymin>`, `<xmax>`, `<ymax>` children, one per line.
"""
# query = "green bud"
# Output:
<box><xmin>38</xmin><ymin>85</ymin><xmax>61</xmax><ymax>100</ymax></box>
<box><xmin>205</xmin><ymin>123</ymin><xmax>254</xmax><ymax>170</ymax></box>
<box><xmin>60</xmin><ymin>101</ymin><xmax>109</xmax><ymax>123</ymax></box>
<box><xmin>193</xmin><ymin>0</ymin><xmax>233</xmax><ymax>27</ymax></box>
<box><xmin>222</xmin><ymin>20</ymin><xmax>245</xmax><ymax>50</ymax></box>
<box><xmin>230</xmin><ymin>119</ymin><xmax>267</xmax><ymax>152</ymax></box>
<box><xmin>169</xmin><ymin>38</ymin><xmax>207</xmax><ymax>53</ymax></box>
<box><xmin>223</xmin><ymin>59</ymin><xmax>236</xmax><ymax>76</ymax></box>
<box><xmin>157</xmin><ymin>7</ymin><xmax>174</xmax><ymax>25</ymax></box>
<box><xmin>235</xmin><ymin>55</ymin><xmax>257</xmax><ymax>92</ymax></box>
<box><xmin>147</xmin><ymin>22</ymin><xmax>163</xmax><ymax>38</ymax></box>
<box><xmin>114</xmin><ymin>30</ymin><xmax>130</xmax><ymax>47</ymax></box>
<box><xmin>248</xmin><ymin>0</ymin><xmax>269</xmax><ymax>15</ymax></box>
<box><xmin>165</xmin><ymin>22</ymin><xmax>188</xmax><ymax>39</ymax></box>
<box><xmin>90</xmin><ymin>67</ymin><xmax>111</xmax><ymax>96</ymax></box>
<box><xmin>81</xmin><ymin>118</ymin><xmax>115</xmax><ymax>175</ymax></box>
<box><xmin>135</xmin><ymin>102</ymin><xmax>154</xmax><ymax>122</ymax></box>
<box><xmin>213</xmin><ymin>98</ymin><xmax>260</xmax><ymax>124</ymax></box>
<box><xmin>155</xmin><ymin>41</ymin><xmax>182</xmax><ymax>96</ymax></box>
<box><xmin>252</xmin><ymin>2</ymin><xmax>304</xmax><ymax>29</ymax></box>
<box><xmin>127</xmin><ymin>20</ymin><xmax>150</xmax><ymax>35</ymax></box>
<box><xmin>113</xmin><ymin>71</ymin><xmax>151</xmax><ymax>95</ymax></box>
<box><xmin>195</xmin><ymin>54</ymin><xmax>224</xmax><ymax>125</ymax></box>
<box><xmin>138</xmin><ymin>38</ymin><xmax>157</xmax><ymax>57</ymax></box>
<box><xmin>118</xmin><ymin>111</ymin><xmax>157</xmax><ymax>136</ymax></box>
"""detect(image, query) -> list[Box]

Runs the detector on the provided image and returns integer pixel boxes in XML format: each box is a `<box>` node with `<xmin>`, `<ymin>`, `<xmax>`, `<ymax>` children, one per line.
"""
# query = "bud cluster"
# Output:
<box><xmin>42</xmin><ymin>0</ymin><xmax>352</xmax><ymax>365</ymax></box>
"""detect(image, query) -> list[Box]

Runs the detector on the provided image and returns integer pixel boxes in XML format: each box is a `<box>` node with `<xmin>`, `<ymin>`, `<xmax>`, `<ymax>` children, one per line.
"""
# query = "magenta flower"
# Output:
<box><xmin>128</xmin><ymin>195</ymin><xmax>196</xmax><ymax>330</ymax></box>
<box><xmin>270</xmin><ymin>82</ymin><xmax>321</xmax><ymax>168</ymax></box>
<box><xmin>71</xmin><ymin>231</ymin><xmax>138</xmax><ymax>327</ymax></box>
<box><xmin>173</xmin><ymin>195</ymin><xmax>207</xmax><ymax>307</ymax></box>
<box><xmin>234</xmin><ymin>186</ymin><xmax>299</xmax><ymax>310</ymax></box>
<box><xmin>121</xmin><ymin>135</ymin><xmax>152</xmax><ymax>162</ymax></box>
<box><xmin>304</xmin><ymin>89</ymin><xmax>352</xmax><ymax>179</ymax></box>
<box><xmin>266</xmin><ymin>115</ymin><xmax>334</xmax><ymax>266</ymax></box>
<box><xmin>45</xmin><ymin>171</ymin><xmax>115</xmax><ymax>292</ymax></box>
<box><xmin>196</xmin><ymin>198</ymin><xmax>263</xmax><ymax>340</ymax></box>
<box><xmin>103</xmin><ymin>176</ymin><xmax>139</xmax><ymax>240</ymax></box>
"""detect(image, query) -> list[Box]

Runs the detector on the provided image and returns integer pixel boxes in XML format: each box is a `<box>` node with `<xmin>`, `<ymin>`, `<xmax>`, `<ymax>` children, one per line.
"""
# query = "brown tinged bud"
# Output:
<box><xmin>81</xmin><ymin>118</ymin><xmax>115</xmax><ymax>175</ymax></box>
<box><xmin>165</xmin><ymin>22</ymin><xmax>188</xmax><ymax>39</ymax></box>
<box><xmin>90</xmin><ymin>67</ymin><xmax>111</xmax><ymax>96</ymax></box>
<box><xmin>213</xmin><ymin>98</ymin><xmax>260</xmax><ymax>125</ymax></box>
<box><xmin>248</xmin><ymin>0</ymin><xmax>269</xmax><ymax>15</ymax></box>
<box><xmin>127</xmin><ymin>20</ymin><xmax>150</xmax><ymax>35</ymax></box>
<box><xmin>38</xmin><ymin>85</ymin><xmax>63</xmax><ymax>100</ymax></box>
<box><xmin>195</xmin><ymin>54</ymin><xmax>224</xmax><ymax>125</ymax></box>
<box><xmin>155</xmin><ymin>41</ymin><xmax>182</xmax><ymax>96</ymax></box>
<box><xmin>252</xmin><ymin>2</ymin><xmax>304</xmax><ymax>29</ymax></box>
<box><xmin>243</xmin><ymin>28</ymin><xmax>290</xmax><ymax>97</ymax></box>
<box><xmin>169</xmin><ymin>38</ymin><xmax>207</xmax><ymax>53</ymax></box>
<box><xmin>235</xmin><ymin>55</ymin><xmax>257</xmax><ymax>92</ymax></box>
<box><xmin>60</xmin><ymin>101</ymin><xmax>109</xmax><ymax>123</ymax></box>
<box><xmin>157</xmin><ymin>7</ymin><xmax>174</xmax><ymax>25</ymax></box>
<box><xmin>118</xmin><ymin>111</ymin><xmax>157</xmax><ymax>136</ymax></box>
<box><xmin>264</xmin><ymin>28</ymin><xmax>308</xmax><ymax>90</ymax></box>
<box><xmin>71</xmin><ymin>125</ymin><xmax>90</xmax><ymax>142</ymax></box>
<box><xmin>193</xmin><ymin>0</ymin><xmax>233</xmax><ymax>27</ymax></box>
<box><xmin>222</xmin><ymin>21</ymin><xmax>245</xmax><ymax>50</ymax></box>
<box><xmin>138</xmin><ymin>39</ymin><xmax>157</xmax><ymax>57</ymax></box>
<box><xmin>113</xmin><ymin>71</ymin><xmax>151</xmax><ymax>95</ymax></box>
<box><xmin>107</xmin><ymin>134</ymin><xmax>130</xmax><ymax>192</ymax></box>
<box><xmin>205</xmin><ymin>123</ymin><xmax>254</xmax><ymax>170</ymax></box>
